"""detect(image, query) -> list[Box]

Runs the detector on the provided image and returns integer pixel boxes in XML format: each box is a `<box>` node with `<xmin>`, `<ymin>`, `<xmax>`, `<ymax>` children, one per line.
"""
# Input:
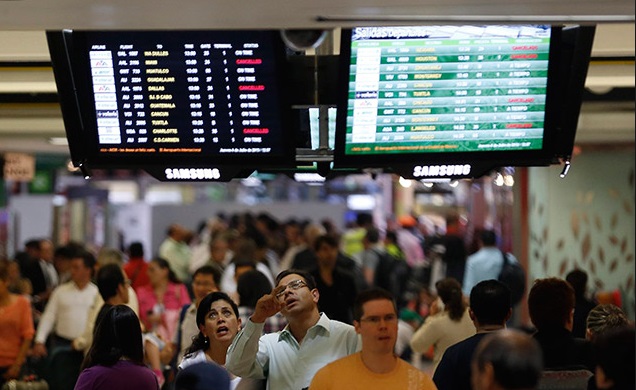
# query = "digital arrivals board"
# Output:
<box><xmin>47</xmin><ymin>30</ymin><xmax>295</xmax><ymax>175</ymax></box>
<box><xmin>335</xmin><ymin>25</ymin><xmax>562</xmax><ymax>178</ymax></box>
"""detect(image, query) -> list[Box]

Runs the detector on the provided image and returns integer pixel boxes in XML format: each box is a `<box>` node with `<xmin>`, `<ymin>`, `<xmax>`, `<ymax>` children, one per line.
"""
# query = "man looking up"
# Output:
<box><xmin>309</xmin><ymin>288</ymin><xmax>436</xmax><ymax>390</ymax></box>
<box><xmin>434</xmin><ymin>279</ymin><xmax>511</xmax><ymax>390</ymax></box>
<box><xmin>225</xmin><ymin>269</ymin><xmax>360</xmax><ymax>390</ymax></box>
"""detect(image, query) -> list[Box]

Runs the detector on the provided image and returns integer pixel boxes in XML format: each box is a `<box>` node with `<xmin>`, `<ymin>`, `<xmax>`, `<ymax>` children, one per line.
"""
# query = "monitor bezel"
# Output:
<box><xmin>333</xmin><ymin>25</ymin><xmax>564</xmax><ymax>177</ymax></box>
<box><xmin>47</xmin><ymin>29</ymin><xmax>297</xmax><ymax>170</ymax></box>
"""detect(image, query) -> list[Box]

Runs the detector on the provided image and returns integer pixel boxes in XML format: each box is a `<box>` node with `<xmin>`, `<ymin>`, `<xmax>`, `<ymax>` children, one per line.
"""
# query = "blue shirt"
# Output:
<box><xmin>462</xmin><ymin>247</ymin><xmax>518</xmax><ymax>296</ymax></box>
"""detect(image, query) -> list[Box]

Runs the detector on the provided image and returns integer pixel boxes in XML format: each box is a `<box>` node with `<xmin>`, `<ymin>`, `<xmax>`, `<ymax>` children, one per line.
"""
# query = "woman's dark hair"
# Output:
<box><xmin>82</xmin><ymin>305</ymin><xmax>144</xmax><ymax>370</ymax></box>
<box><xmin>435</xmin><ymin>277</ymin><xmax>466</xmax><ymax>321</ymax></box>
<box><xmin>151</xmin><ymin>257</ymin><xmax>180</xmax><ymax>283</ymax></box>
<box><xmin>237</xmin><ymin>270</ymin><xmax>272</xmax><ymax>308</ymax></box>
<box><xmin>184</xmin><ymin>292</ymin><xmax>238</xmax><ymax>356</ymax></box>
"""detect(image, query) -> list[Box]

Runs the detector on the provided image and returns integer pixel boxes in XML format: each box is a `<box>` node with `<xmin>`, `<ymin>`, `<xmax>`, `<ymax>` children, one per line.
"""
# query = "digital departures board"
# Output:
<box><xmin>345</xmin><ymin>25</ymin><xmax>552</xmax><ymax>156</ymax></box>
<box><xmin>84</xmin><ymin>31</ymin><xmax>286</xmax><ymax>158</ymax></box>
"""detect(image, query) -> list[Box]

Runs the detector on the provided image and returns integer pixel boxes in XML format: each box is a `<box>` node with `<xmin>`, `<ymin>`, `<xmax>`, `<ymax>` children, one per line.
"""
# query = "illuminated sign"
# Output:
<box><xmin>143</xmin><ymin>166</ymin><xmax>249</xmax><ymax>181</ymax></box>
<box><xmin>164</xmin><ymin>168</ymin><xmax>221</xmax><ymax>180</ymax></box>
<box><xmin>412</xmin><ymin>164</ymin><xmax>471</xmax><ymax>178</ymax></box>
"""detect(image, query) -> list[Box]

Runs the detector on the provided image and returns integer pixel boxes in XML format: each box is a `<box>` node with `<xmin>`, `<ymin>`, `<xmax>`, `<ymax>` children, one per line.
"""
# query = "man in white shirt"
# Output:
<box><xmin>33</xmin><ymin>251</ymin><xmax>98</xmax><ymax>357</ymax></box>
<box><xmin>31</xmin><ymin>250</ymin><xmax>98</xmax><ymax>390</ymax></box>
<box><xmin>226</xmin><ymin>269</ymin><xmax>360</xmax><ymax>390</ymax></box>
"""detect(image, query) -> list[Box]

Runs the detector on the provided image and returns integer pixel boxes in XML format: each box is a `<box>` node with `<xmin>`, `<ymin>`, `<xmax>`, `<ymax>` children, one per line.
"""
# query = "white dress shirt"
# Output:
<box><xmin>35</xmin><ymin>281</ymin><xmax>99</xmax><ymax>343</ymax></box>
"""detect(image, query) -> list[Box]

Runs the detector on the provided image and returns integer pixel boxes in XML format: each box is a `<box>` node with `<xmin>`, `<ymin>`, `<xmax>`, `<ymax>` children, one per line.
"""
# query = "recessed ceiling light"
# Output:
<box><xmin>48</xmin><ymin>137</ymin><xmax>68</xmax><ymax>145</ymax></box>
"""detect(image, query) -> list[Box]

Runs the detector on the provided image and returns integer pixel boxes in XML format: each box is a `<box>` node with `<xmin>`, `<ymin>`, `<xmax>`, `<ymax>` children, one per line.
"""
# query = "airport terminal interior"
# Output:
<box><xmin>0</xmin><ymin>0</ymin><xmax>634</xmax><ymax>337</ymax></box>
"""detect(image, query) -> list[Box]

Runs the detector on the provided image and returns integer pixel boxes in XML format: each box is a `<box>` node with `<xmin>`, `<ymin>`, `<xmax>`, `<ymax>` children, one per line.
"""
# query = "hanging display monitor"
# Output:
<box><xmin>47</xmin><ymin>30</ymin><xmax>296</xmax><ymax>181</ymax></box>
<box><xmin>334</xmin><ymin>25</ymin><xmax>565</xmax><ymax>179</ymax></box>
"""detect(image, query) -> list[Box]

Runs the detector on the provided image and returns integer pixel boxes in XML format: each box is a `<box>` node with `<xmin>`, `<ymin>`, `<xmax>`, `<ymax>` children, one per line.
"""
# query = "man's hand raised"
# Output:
<box><xmin>251</xmin><ymin>290</ymin><xmax>283</xmax><ymax>323</ymax></box>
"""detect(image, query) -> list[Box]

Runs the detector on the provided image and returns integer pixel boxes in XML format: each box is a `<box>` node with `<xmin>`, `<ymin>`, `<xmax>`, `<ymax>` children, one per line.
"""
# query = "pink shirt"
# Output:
<box><xmin>136</xmin><ymin>282</ymin><xmax>190</xmax><ymax>342</ymax></box>
<box><xmin>0</xmin><ymin>295</ymin><xmax>35</xmax><ymax>367</ymax></box>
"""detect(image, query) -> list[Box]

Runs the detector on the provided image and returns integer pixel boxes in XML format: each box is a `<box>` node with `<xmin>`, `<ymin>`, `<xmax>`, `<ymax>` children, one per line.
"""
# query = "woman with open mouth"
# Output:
<box><xmin>179</xmin><ymin>291</ymin><xmax>258</xmax><ymax>390</ymax></box>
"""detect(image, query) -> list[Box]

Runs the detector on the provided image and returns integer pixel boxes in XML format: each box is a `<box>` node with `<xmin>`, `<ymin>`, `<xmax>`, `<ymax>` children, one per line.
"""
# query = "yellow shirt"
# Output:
<box><xmin>310</xmin><ymin>352</ymin><xmax>437</xmax><ymax>390</ymax></box>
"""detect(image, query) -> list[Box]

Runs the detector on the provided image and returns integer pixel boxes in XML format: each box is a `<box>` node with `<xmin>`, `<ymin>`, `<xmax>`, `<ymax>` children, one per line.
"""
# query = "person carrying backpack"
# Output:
<box><xmin>462</xmin><ymin>229</ymin><xmax>525</xmax><ymax>307</ymax></box>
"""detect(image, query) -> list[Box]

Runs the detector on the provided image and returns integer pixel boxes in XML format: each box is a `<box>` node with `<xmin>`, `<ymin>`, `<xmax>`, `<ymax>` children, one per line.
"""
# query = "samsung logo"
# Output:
<box><xmin>412</xmin><ymin>164</ymin><xmax>471</xmax><ymax>177</ymax></box>
<box><xmin>164</xmin><ymin>168</ymin><xmax>221</xmax><ymax>180</ymax></box>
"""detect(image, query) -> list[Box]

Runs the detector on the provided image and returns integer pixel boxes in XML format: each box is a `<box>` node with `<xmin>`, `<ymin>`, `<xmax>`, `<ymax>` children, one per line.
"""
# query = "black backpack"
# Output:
<box><xmin>498</xmin><ymin>251</ymin><xmax>526</xmax><ymax>305</ymax></box>
<box><xmin>373</xmin><ymin>250</ymin><xmax>411</xmax><ymax>307</ymax></box>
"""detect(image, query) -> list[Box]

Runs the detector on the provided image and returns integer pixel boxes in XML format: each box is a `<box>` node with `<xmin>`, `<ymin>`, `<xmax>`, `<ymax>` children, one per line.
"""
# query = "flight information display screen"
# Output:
<box><xmin>48</xmin><ymin>30</ymin><xmax>295</xmax><ymax>169</ymax></box>
<box><xmin>336</xmin><ymin>25</ymin><xmax>557</xmax><ymax>162</ymax></box>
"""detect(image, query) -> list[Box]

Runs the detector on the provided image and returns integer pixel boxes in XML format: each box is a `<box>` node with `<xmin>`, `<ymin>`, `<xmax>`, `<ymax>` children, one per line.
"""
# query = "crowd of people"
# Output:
<box><xmin>0</xmin><ymin>210</ymin><xmax>633</xmax><ymax>390</ymax></box>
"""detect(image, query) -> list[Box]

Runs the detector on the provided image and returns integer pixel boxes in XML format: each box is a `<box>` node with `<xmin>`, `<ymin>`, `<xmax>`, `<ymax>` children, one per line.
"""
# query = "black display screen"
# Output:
<box><xmin>47</xmin><ymin>30</ymin><xmax>296</xmax><ymax>174</ymax></box>
<box><xmin>334</xmin><ymin>25</ymin><xmax>564</xmax><ymax>179</ymax></box>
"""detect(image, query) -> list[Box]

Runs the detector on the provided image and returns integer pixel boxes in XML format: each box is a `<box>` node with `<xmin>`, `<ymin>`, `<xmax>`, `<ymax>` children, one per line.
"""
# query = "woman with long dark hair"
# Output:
<box><xmin>409</xmin><ymin>277</ymin><xmax>475</xmax><ymax>373</ymax></box>
<box><xmin>75</xmin><ymin>305</ymin><xmax>158</xmax><ymax>390</ymax></box>
<box><xmin>179</xmin><ymin>291</ymin><xmax>255</xmax><ymax>390</ymax></box>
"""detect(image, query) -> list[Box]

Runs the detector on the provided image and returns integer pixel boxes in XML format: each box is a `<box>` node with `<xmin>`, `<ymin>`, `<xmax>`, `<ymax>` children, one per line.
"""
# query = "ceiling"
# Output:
<box><xmin>0</xmin><ymin>0</ymin><xmax>633</xmax><ymax>30</ymax></box>
<box><xmin>0</xmin><ymin>0</ymin><xmax>634</xmax><ymax>157</ymax></box>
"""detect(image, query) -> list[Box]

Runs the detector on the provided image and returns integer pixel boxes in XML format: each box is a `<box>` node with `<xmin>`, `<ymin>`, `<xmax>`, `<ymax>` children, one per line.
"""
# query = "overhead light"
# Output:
<box><xmin>48</xmin><ymin>137</ymin><xmax>68</xmax><ymax>146</ymax></box>
<box><xmin>398</xmin><ymin>176</ymin><xmax>412</xmax><ymax>188</ymax></box>
<box><xmin>504</xmin><ymin>174</ymin><xmax>515</xmax><ymax>187</ymax></box>
<box><xmin>293</xmin><ymin>172</ymin><xmax>326</xmax><ymax>184</ymax></box>
<box><xmin>420</xmin><ymin>178</ymin><xmax>451</xmax><ymax>183</ymax></box>
<box><xmin>494</xmin><ymin>172</ymin><xmax>504</xmax><ymax>186</ymax></box>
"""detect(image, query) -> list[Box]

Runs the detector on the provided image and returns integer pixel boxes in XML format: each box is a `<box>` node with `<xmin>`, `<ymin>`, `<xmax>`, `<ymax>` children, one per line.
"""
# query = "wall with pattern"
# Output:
<box><xmin>528</xmin><ymin>149</ymin><xmax>635</xmax><ymax>319</ymax></box>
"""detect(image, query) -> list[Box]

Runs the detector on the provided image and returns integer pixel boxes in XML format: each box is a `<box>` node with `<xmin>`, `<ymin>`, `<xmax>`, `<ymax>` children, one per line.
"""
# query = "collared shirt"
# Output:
<box><xmin>35</xmin><ymin>281</ymin><xmax>99</xmax><ymax>343</ymax></box>
<box><xmin>226</xmin><ymin>313</ymin><xmax>360</xmax><ymax>390</ymax></box>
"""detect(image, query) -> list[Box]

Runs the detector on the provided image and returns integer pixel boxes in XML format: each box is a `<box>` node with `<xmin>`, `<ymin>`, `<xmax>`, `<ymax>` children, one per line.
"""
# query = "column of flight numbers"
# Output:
<box><xmin>116</xmin><ymin>46</ymin><xmax>148</xmax><ymax>144</ymax></box>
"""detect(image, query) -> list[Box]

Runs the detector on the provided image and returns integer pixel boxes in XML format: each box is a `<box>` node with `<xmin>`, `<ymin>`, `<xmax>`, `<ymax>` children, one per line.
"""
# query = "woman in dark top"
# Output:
<box><xmin>75</xmin><ymin>305</ymin><xmax>158</xmax><ymax>390</ymax></box>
